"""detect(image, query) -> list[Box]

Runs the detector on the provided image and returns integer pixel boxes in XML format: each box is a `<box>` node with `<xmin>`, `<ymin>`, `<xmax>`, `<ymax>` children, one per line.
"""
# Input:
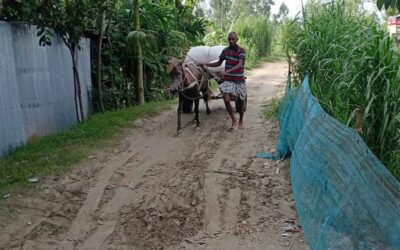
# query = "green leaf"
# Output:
<box><xmin>37</xmin><ymin>28</ymin><xmax>45</xmax><ymax>37</ymax></box>
<box><xmin>385</xmin><ymin>0</ymin><xmax>393</xmax><ymax>9</ymax></box>
<box><xmin>377</xmin><ymin>0</ymin><xmax>385</xmax><ymax>10</ymax></box>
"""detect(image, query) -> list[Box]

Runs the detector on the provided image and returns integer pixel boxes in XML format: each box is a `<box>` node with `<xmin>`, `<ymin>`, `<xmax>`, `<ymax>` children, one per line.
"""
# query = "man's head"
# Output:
<box><xmin>228</xmin><ymin>32</ymin><xmax>238</xmax><ymax>47</ymax></box>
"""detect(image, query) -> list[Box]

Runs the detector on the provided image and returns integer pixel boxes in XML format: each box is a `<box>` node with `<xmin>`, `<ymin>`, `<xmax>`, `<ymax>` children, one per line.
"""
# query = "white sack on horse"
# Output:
<box><xmin>184</xmin><ymin>46</ymin><xmax>225</xmax><ymax>74</ymax></box>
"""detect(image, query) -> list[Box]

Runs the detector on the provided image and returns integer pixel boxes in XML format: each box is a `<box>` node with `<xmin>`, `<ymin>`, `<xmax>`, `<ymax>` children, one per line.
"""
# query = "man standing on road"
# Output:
<box><xmin>203</xmin><ymin>31</ymin><xmax>246</xmax><ymax>130</ymax></box>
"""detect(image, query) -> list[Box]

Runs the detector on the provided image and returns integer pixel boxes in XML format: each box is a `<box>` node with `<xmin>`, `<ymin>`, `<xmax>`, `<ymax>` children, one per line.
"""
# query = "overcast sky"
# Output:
<box><xmin>203</xmin><ymin>0</ymin><xmax>385</xmax><ymax>20</ymax></box>
<box><xmin>271</xmin><ymin>0</ymin><xmax>303</xmax><ymax>17</ymax></box>
<box><xmin>203</xmin><ymin>0</ymin><xmax>303</xmax><ymax>17</ymax></box>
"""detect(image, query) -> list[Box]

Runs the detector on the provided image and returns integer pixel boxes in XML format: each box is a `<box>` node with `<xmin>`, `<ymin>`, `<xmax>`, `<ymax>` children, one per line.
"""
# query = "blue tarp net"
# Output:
<box><xmin>258</xmin><ymin>74</ymin><xmax>400</xmax><ymax>249</ymax></box>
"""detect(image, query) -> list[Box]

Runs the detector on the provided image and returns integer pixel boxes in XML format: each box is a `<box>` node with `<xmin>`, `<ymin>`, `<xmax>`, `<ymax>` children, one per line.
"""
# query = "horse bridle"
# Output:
<box><xmin>172</xmin><ymin>58</ymin><xmax>222</xmax><ymax>101</ymax></box>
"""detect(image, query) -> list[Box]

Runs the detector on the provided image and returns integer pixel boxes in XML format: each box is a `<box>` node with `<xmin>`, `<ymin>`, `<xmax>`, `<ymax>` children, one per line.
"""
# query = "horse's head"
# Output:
<box><xmin>166</xmin><ymin>58</ymin><xmax>183</xmax><ymax>94</ymax></box>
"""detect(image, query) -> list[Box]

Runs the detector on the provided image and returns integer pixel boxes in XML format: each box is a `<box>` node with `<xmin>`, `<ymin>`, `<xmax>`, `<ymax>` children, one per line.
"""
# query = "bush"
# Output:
<box><xmin>233</xmin><ymin>16</ymin><xmax>274</xmax><ymax>67</ymax></box>
<box><xmin>203</xmin><ymin>16</ymin><xmax>275</xmax><ymax>68</ymax></box>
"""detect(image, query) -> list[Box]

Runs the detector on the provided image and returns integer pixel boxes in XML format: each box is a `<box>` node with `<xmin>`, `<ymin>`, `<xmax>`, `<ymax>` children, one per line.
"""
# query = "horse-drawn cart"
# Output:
<box><xmin>182</xmin><ymin>46</ymin><xmax>247</xmax><ymax>113</ymax></box>
<box><xmin>166</xmin><ymin>46</ymin><xmax>247</xmax><ymax>132</ymax></box>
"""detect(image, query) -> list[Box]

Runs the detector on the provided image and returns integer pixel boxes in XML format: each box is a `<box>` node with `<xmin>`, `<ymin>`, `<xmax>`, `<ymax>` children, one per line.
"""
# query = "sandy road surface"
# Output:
<box><xmin>0</xmin><ymin>61</ymin><xmax>308</xmax><ymax>250</ymax></box>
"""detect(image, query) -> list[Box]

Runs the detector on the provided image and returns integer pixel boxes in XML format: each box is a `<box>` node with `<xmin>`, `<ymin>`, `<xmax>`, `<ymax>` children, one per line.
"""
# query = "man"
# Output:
<box><xmin>203</xmin><ymin>32</ymin><xmax>246</xmax><ymax>129</ymax></box>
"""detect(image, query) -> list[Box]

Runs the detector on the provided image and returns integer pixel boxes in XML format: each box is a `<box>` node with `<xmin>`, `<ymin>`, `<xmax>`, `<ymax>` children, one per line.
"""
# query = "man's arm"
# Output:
<box><xmin>204</xmin><ymin>57</ymin><xmax>224</xmax><ymax>67</ymax></box>
<box><xmin>222</xmin><ymin>58</ymin><xmax>244</xmax><ymax>75</ymax></box>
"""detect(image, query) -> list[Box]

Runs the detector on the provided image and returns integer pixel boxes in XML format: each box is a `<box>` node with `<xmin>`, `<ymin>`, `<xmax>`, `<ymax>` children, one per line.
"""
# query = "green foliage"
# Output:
<box><xmin>99</xmin><ymin>0</ymin><xmax>207</xmax><ymax>109</ymax></box>
<box><xmin>210</xmin><ymin>0</ymin><xmax>232</xmax><ymax>31</ymax></box>
<box><xmin>376</xmin><ymin>0</ymin><xmax>400</xmax><ymax>10</ymax></box>
<box><xmin>2</xmin><ymin>0</ymin><xmax>39</xmax><ymax>22</ymax></box>
<box><xmin>264</xmin><ymin>98</ymin><xmax>280</xmax><ymax>119</ymax></box>
<box><xmin>284</xmin><ymin>0</ymin><xmax>400</xmax><ymax>179</ymax></box>
<box><xmin>3</xmin><ymin>0</ymin><xmax>207</xmax><ymax>110</ymax></box>
<box><xmin>231</xmin><ymin>0</ymin><xmax>274</xmax><ymax>19</ymax></box>
<box><xmin>233</xmin><ymin>16</ymin><xmax>274</xmax><ymax>68</ymax></box>
<box><xmin>203</xmin><ymin>15</ymin><xmax>274</xmax><ymax>68</ymax></box>
<box><xmin>209</xmin><ymin>0</ymin><xmax>274</xmax><ymax>32</ymax></box>
<box><xmin>203</xmin><ymin>29</ymin><xmax>227</xmax><ymax>45</ymax></box>
<box><xmin>0</xmin><ymin>100</ymin><xmax>175</xmax><ymax>190</ymax></box>
<box><xmin>4</xmin><ymin>0</ymin><xmax>93</xmax><ymax>45</ymax></box>
<box><xmin>7</xmin><ymin>0</ymin><xmax>100</xmax><ymax>47</ymax></box>
<box><xmin>3</xmin><ymin>0</ymin><xmax>113</xmax><ymax>121</ymax></box>
<box><xmin>272</xmin><ymin>2</ymin><xmax>289</xmax><ymax>23</ymax></box>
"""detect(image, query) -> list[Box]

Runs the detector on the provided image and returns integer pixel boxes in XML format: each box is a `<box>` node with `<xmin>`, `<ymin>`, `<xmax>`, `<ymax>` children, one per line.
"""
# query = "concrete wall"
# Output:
<box><xmin>0</xmin><ymin>21</ymin><xmax>92</xmax><ymax>155</ymax></box>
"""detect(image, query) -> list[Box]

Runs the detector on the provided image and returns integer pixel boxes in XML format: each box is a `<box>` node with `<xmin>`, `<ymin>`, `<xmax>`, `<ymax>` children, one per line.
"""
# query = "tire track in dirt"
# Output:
<box><xmin>77</xmin><ymin>117</ymin><xmax>228</xmax><ymax>249</ymax></box>
<box><xmin>60</xmin><ymin>151</ymin><xmax>141</xmax><ymax>249</ymax></box>
<box><xmin>0</xmin><ymin>61</ymin><xmax>309</xmax><ymax>250</ymax></box>
<box><xmin>175</xmin><ymin>61</ymin><xmax>309</xmax><ymax>250</ymax></box>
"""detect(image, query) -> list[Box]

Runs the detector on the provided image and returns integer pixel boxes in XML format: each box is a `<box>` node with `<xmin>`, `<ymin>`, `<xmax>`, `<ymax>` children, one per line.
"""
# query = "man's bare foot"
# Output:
<box><xmin>238</xmin><ymin>122</ymin><xmax>244</xmax><ymax>129</ymax></box>
<box><xmin>229</xmin><ymin>121</ymin><xmax>238</xmax><ymax>131</ymax></box>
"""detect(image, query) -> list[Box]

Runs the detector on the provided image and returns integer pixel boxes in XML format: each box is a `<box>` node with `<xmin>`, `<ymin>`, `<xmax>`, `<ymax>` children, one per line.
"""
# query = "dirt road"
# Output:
<box><xmin>0</xmin><ymin>61</ymin><xmax>308</xmax><ymax>250</ymax></box>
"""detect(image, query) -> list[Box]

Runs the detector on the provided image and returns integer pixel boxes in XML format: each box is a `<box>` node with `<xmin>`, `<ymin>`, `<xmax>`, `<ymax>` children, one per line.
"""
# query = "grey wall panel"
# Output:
<box><xmin>0</xmin><ymin>21</ymin><xmax>92</xmax><ymax>155</ymax></box>
<box><xmin>77</xmin><ymin>38</ymin><xmax>92</xmax><ymax>119</ymax></box>
<box><xmin>46</xmin><ymin>34</ymin><xmax>76</xmax><ymax>130</ymax></box>
<box><xmin>12</xmin><ymin>23</ymin><xmax>56</xmax><ymax>139</ymax></box>
<box><xmin>0</xmin><ymin>22</ymin><xmax>26</xmax><ymax>155</ymax></box>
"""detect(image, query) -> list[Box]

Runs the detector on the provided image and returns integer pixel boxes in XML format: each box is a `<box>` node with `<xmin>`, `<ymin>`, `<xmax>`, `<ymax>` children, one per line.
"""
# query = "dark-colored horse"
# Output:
<box><xmin>166</xmin><ymin>58</ymin><xmax>211</xmax><ymax>132</ymax></box>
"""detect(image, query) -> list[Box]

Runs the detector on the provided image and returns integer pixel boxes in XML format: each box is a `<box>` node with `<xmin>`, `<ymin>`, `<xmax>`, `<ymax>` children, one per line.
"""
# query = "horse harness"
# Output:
<box><xmin>177</xmin><ymin>62</ymin><xmax>209</xmax><ymax>100</ymax></box>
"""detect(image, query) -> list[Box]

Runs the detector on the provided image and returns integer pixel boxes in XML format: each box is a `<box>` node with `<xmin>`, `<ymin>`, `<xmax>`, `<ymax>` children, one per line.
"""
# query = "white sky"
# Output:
<box><xmin>271</xmin><ymin>0</ymin><xmax>303</xmax><ymax>17</ymax></box>
<box><xmin>203</xmin><ymin>0</ymin><xmax>385</xmax><ymax>20</ymax></box>
<box><xmin>203</xmin><ymin>0</ymin><xmax>303</xmax><ymax>17</ymax></box>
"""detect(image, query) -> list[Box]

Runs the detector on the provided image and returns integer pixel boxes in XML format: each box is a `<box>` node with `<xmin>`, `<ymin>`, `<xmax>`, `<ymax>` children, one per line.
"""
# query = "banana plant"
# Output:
<box><xmin>376</xmin><ymin>0</ymin><xmax>400</xmax><ymax>10</ymax></box>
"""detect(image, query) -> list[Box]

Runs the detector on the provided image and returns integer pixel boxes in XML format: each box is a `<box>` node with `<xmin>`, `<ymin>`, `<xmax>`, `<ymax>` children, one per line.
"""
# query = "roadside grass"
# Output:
<box><xmin>265</xmin><ymin>56</ymin><xmax>285</xmax><ymax>62</ymax></box>
<box><xmin>283</xmin><ymin>1</ymin><xmax>400</xmax><ymax>179</ymax></box>
<box><xmin>264</xmin><ymin>98</ymin><xmax>281</xmax><ymax>119</ymax></box>
<box><xmin>0</xmin><ymin>100</ymin><xmax>175</xmax><ymax>191</ymax></box>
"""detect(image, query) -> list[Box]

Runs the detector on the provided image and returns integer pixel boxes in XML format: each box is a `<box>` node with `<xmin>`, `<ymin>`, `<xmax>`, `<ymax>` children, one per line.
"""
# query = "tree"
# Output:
<box><xmin>231</xmin><ymin>0</ymin><xmax>274</xmax><ymax>19</ymax></box>
<box><xmin>231</xmin><ymin>0</ymin><xmax>254</xmax><ymax>18</ymax></box>
<box><xmin>3</xmin><ymin>0</ymin><xmax>207</xmax><ymax>110</ymax></box>
<box><xmin>278</xmin><ymin>2</ymin><xmax>289</xmax><ymax>18</ymax></box>
<box><xmin>273</xmin><ymin>2</ymin><xmax>289</xmax><ymax>23</ymax></box>
<box><xmin>36</xmin><ymin>0</ymin><xmax>94</xmax><ymax>122</ymax></box>
<box><xmin>210</xmin><ymin>0</ymin><xmax>232</xmax><ymax>31</ymax></box>
<box><xmin>253</xmin><ymin>0</ymin><xmax>275</xmax><ymax>17</ymax></box>
<box><xmin>0</xmin><ymin>0</ymin><xmax>3</xmax><ymax>17</ymax></box>
<box><xmin>4</xmin><ymin>0</ymin><xmax>120</xmax><ymax>115</ymax></box>
<box><xmin>59</xmin><ymin>1</ymin><xmax>87</xmax><ymax>122</ymax></box>
<box><xmin>96</xmin><ymin>11</ymin><xmax>106</xmax><ymax>112</ymax></box>
<box><xmin>134</xmin><ymin>0</ymin><xmax>144</xmax><ymax>104</ymax></box>
<box><xmin>194</xmin><ymin>0</ymin><xmax>206</xmax><ymax>17</ymax></box>
<box><xmin>2</xmin><ymin>0</ymin><xmax>38</xmax><ymax>22</ymax></box>
<box><xmin>88</xmin><ymin>0</ymin><xmax>116</xmax><ymax>112</ymax></box>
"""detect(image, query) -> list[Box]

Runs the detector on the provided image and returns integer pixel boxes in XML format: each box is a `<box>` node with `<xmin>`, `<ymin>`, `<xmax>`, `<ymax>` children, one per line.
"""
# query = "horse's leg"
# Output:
<box><xmin>194</xmin><ymin>97</ymin><xmax>200</xmax><ymax>128</ymax></box>
<box><xmin>177</xmin><ymin>94</ymin><xmax>184</xmax><ymax>131</ymax></box>
<box><xmin>204</xmin><ymin>87</ymin><xmax>211</xmax><ymax>115</ymax></box>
